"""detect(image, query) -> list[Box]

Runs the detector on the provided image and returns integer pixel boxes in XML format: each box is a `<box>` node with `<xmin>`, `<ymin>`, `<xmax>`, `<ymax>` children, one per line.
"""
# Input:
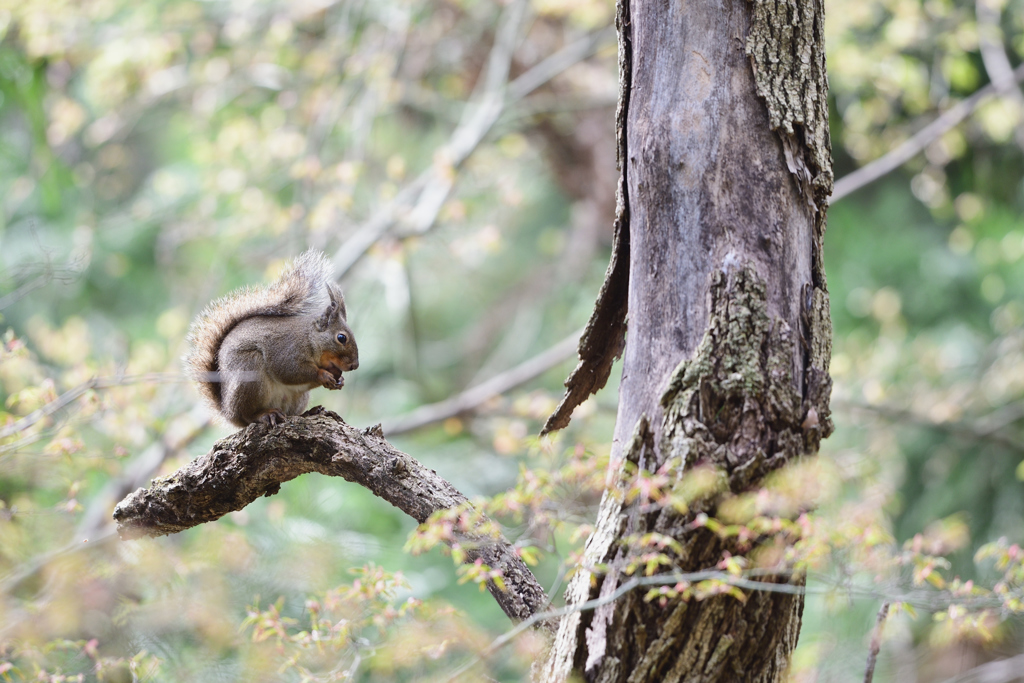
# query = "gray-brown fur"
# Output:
<box><xmin>185</xmin><ymin>250</ymin><xmax>358</xmax><ymax>427</ymax></box>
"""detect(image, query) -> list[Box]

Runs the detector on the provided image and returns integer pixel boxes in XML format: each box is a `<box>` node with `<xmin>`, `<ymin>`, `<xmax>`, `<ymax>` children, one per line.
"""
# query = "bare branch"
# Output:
<box><xmin>112</xmin><ymin>409</ymin><xmax>550</xmax><ymax>625</ymax></box>
<box><xmin>77</xmin><ymin>409</ymin><xmax>212</xmax><ymax>541</ymax></box>
<box><xmin>976</xmin><ymin>0</ymin><xmax>1023</xmax><ymax>98</ymax></box>
<box><xmin>507</xmin><ymin>26</ymin><xmax>616</xmax><ymax>102</ymax></box>
<box><xmin>445</xmin><ymin>568</ymin><xmax>803</xmax><ymax>682</ymax></box>
<box><xmin>832</xmin><ymin>63</ymin><xmax>1024</xmax><ymax>202</ymax></box>
<box><xmin>0</xmin><ymin>373</ymin><xmax>182</xmax><ymax>441</ymax></box>
<box><xmin>832</xmin><ymin>398</ymin><xmax>1024</xmax><ymax>453</ymax></box>
<box><xmin>332</xmin><ymin>21</ymin><xmax>615</xmax><ymax>278</ymax></box>
<box><xmin>938</xmin><ymin>653</ymin><xmax>1024</xmax><ymax>683</ymax></box>
<box><xmin>449</xmin><ymin>566</ymin><xmax>1010</xmax><ymax>682</ymax></box>
<box><xmin>332</xmin><ymin>0</ymin><xmax>528</xmax><ymax>277</ymax></box>
<box><xmin>975</xmin><ymin>0</ymin><xmax>1024</xmax><ymax>149</ymax></box>
<box><xmin>863</xmin><ymin>601</ymin><xmax>891</xmax><ymax>683</ymax></box>
<box><xmin>382</xmin><ymin>328</ymin><xmax>582</xmax><ymax>436</ymax></box>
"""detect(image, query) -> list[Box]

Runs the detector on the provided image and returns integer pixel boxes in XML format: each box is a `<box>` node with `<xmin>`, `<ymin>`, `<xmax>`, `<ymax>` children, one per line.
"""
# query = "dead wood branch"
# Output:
<box><xmin>382</xmin><ymin>328</ymin><xmax>581</xmax><ymax>436</ymax></box>
<box><xmin>112</xmin><ymin>409</ymin><xmax>550</xmax><ymax>626</ymax></box>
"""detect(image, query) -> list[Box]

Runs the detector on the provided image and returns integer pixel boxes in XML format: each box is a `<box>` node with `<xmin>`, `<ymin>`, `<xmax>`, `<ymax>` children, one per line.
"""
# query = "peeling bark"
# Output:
<box><xmin>746</xmin><ymin>0</ymin><xmax>833</xmax><ymax>215</ymax></box>
<box><xmin>112</xmin><ymin>409</ymin><xmax>550</xmax><ymax>626</ymax></box>
<box><xmin>541</xmin><ymin>0</ymin><xmax>633</xmax><ymax>437</ymax></box>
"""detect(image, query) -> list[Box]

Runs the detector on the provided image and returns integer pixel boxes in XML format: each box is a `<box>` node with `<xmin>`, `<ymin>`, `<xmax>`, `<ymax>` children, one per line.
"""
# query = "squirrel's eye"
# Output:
<box><xmin>336</xmin><ymin>333</ymin><xmax>348</xmax><ymax>345</ymax></box>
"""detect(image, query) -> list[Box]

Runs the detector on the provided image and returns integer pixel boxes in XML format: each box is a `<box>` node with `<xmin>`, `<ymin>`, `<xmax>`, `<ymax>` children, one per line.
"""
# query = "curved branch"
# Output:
<box><xmin>112</xmin><ymin>409</ymin><xmax>550</xmax><ymax>626</ymax></box>
<box><xmin>382</xmin><ymin>328</ymin><xmax>581</xmax><ymax>436</ymax></box>
<box><xmin>831</xmin><ymin>63</ymin><xmax>1024</xmax><ymax>202</ymax></box>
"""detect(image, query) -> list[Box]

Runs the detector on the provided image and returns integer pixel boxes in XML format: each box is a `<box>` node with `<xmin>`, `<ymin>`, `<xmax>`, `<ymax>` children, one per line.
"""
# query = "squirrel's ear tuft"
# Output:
<box><xmin>327</xmin><ymin>282</ymin><xmax>347</xmax><ymax>319</ymax></box>
<box><xmin>316</xmin><ymin>300</ymin><xmax>338</xmax><ymax>331</ymax></box>
<box><xmin>316</xmin><ymin>282</ymin><xmax>346</xmax><ymax>330</ymax></box>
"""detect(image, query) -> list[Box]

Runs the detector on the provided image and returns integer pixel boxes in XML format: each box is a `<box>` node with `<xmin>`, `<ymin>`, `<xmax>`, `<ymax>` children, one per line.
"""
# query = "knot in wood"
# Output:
<box><xmin>332</xmin><ymin>451</ymin><xmax>355</xmax><ymax>465</ymax></box>
<box><xmin>389</xmin><ymin>457</ymin><xmax>408</xmax><ymax>477</ymax></box>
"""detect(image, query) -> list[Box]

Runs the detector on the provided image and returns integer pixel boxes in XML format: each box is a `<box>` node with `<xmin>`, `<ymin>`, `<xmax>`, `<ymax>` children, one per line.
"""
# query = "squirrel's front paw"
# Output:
<box><xmin>317</xmin><ymin>367</ymin><xmax>344</xmax><ymax>389</ymax></box>
<box><xmin>256</xmin><ymin>409</ymin><xmax>288</xmax><ymax>426</ymax></box>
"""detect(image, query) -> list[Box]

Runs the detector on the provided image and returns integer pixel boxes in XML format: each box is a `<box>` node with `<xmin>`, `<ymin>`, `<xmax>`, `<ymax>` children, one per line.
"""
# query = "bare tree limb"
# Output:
<box><xmin>443</xmin><ymin>568</ymin><xmax>803</xmax><ymax>682</ymax></box>
<box><xmin>77</xmin><ymin>409</ymin><xmax>212</xmax><ymax>541</ymax></box>
<box><xmin>0</xmin><ymin>372</ymin><xmax>182</xmax><ymax>441</ymax></box>
<box><xmin>832</xmin><ymin>398</ymin><xmax>1024</xmax><ymax>453</ymax></box>
<box><xmin>331</xmin><ymin>0</ymin><xmax>529</xmax><ymax>278</ymax></box>
<box><xmin>938</xmin><ymin>653</ymin><xmax>1024</xmax><ymax>683</ymax></box>
<box><xmin>448</xmin><ymin>567</ymin><xmax>1010</xmax><ymax>682</ymax></box>
<box><xmin>112</xmin><ymin>409</ymin><xmax>550</xmax><ymax>626</ymax></box>
<box><xmin>975</xmin><ymin>0</ymin><xmax>1024</xmax><ymax>150</ymax></box>
<box><xmin>832</xmin><ymin>63</ymin><xmax>1024</xmax><ymax>202</ymax></box>
<box><xmin>976</xmin><ymin>0</ymin><xmax>1024</xmax><ymax>98</ymax></box>
<box><xmin>332</xmin><ymin>22</ymin><xmax>615</xmax><ymax>279</ymax></box>
<box><xmin>506</xmin><ymin>26</ymin><xmax>616</xmax><ymax>102</ymax></box>
<box><xmin>382</xmin><ymin>328</ymin><xmax>582</xmax><ymax>436</ymax></box>
<box><xmin>863</xmin><ymin>601</ymin><xmax>891</xmax><ymax>683</ymax></box>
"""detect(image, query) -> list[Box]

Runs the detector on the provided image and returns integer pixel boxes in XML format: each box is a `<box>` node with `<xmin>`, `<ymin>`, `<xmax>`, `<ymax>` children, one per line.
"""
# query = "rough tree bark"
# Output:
<box><xmin>539</xmin><ymin>0</ymin><xmax>833</xmax><ymax>679</ymax></box>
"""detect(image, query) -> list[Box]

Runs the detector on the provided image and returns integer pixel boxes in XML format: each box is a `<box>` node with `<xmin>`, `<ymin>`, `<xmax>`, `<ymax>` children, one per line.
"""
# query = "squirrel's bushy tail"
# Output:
<box><xmin>184</xmin><ymin>249</ymin><xmax>336</xmax><ymax>413</ymax></box>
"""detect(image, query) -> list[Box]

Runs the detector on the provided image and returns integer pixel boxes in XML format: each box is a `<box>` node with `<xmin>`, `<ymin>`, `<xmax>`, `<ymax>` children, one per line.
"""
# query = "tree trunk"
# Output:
<box><xmin>540</xmin><ymin>0</ymin><xmax>833</xmax><ymax>679</ymax></box>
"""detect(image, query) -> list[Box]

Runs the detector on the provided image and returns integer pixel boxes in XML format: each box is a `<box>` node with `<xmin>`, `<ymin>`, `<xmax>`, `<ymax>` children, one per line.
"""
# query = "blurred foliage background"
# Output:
<box><xmin>1</xmin><ymin>0</ymin><xmax>1024</xmax><ymax>680</ymax></box>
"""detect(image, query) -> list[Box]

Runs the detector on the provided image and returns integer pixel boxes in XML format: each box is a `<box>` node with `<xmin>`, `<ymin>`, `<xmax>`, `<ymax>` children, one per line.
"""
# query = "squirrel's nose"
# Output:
<box><xmin>349</xmin><ymin>359</ymin><xmax>359</xmax><ymax>371</ymax></box>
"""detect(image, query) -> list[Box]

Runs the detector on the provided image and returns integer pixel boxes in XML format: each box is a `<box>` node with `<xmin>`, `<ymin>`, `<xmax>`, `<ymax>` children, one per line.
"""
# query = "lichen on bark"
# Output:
<box><xmin>745</xmin><ymin>0</ymin><xmax>833</xmax><ymax>213</ymax></box>
<box><xmin>660</xmin><ymin>265</ymin><xmax>826</xmax><ymax>492</ymax></box>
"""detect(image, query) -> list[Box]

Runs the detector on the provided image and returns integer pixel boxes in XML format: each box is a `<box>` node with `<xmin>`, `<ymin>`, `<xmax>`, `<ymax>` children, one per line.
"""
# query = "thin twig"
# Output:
<box><xmin>863</xmin><ymin>601</ymin><xmax>891</xmax><ymax>683</ymax></box>
<box><xmin>442</xmin><ymin>568</ymin><xmax>802</xmax><ymax>683</ymax></box>
<box><xmin>0</xmin><ymin>274</ymin><xmax>51</xmax><ymax>311</ymax></box>
<box><xmin>0</xmin><ymin>254</ymin><xmax>89</xmax><ymax>310</ymax></box>
<box><xmin>832</xmin><ymin>398</ymin><xmax>1024</xmax><ymax>453</ymax></box>
<box><xmin>381</xmin><ymin>328</ymin><xmax>582</xmax><ymax>436</ymax></box>
<box><xmin>0</xmin><ymin>373</ymin><xmax>182</xmax><ymax>441</ymax></box>
<box><xmin>832</xmin><ymin>63</ymin><xmax>1024</xmax><ymax>202</ymax></box>
<box><xmin>444</xmin><ymin>566</ymin><xmax>1010</xmax><ymax>682</ymax></box>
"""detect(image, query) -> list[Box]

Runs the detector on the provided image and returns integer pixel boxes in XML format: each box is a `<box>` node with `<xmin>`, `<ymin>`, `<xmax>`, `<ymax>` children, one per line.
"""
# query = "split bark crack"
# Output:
<box><xmin>112</xmin><ymin>408</ymin><xmax>550</xmax><ymax>627</ymax></box>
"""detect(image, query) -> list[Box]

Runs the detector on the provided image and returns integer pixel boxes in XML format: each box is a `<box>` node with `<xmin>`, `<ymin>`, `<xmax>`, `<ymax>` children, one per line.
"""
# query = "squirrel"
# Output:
<box><xmin>185</xmin><ymin>249</ymin><xmax>358</xmax><ymax>428</ymax></box>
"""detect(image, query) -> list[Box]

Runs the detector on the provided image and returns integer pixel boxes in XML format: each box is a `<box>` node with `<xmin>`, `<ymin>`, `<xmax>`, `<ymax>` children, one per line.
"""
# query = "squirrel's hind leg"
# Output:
<box><xmin>219</xmin><ymin>345</ymin><xmax>272</xmax><ymax>427</ymax></box>
<box><xmin>281</xmin><ymin>389</ymin><xmax>311</xmax><ymax>417</ymax></box>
